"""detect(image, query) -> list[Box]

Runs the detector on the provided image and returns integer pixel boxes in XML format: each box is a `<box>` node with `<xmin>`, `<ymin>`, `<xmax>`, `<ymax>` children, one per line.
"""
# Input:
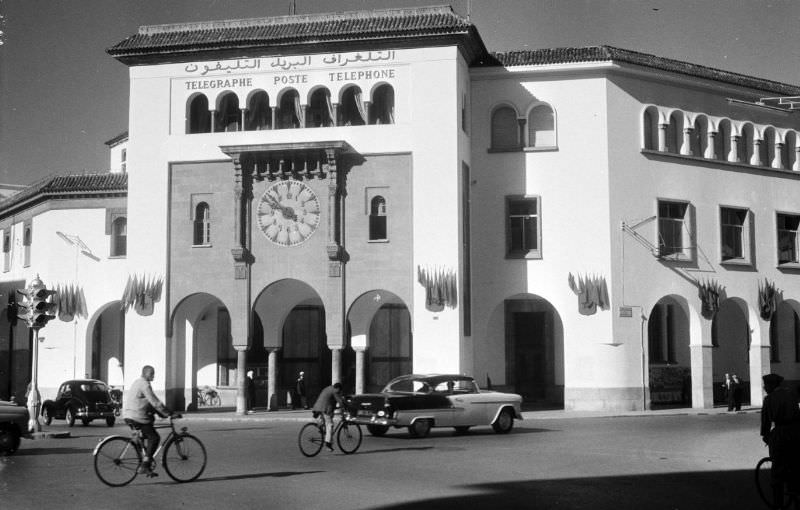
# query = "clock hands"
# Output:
<box><xmin>264</xmin><ymin>194</ymin><xmax>298</xmax><ymax>221</ymax></box>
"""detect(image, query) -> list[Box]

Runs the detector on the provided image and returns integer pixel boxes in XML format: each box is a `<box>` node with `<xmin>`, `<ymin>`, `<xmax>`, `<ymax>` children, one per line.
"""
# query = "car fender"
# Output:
<box><xmin>407</xmin><ymin>415</ymin><xmax>436</xmax><ymax>427</ymax></box>
<box><xmin>490</xmin><ymin>405</ymin><xmax>522</xmax><ymax>424</ymax></box>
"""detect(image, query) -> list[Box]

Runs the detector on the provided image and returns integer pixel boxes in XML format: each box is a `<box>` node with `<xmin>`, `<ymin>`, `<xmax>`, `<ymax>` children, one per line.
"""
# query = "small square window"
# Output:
<box><xmin>657</xmin><ymin>200</ymin><xmax>693</xmax><ymax>260</ymax></box>
<box><xmin>506</xmin><ymin>196</ymin><xmax>541</xmax><ymax>259</ymax></box>
<box><xmin>777</xmin><ymin>212</ymin><xmax>800</xmax><ymax>265</ymax></box>
<box><xmin>720</xmin><ymin>206</ymin><xmax>751</xmax><ymax>266</ymax></box>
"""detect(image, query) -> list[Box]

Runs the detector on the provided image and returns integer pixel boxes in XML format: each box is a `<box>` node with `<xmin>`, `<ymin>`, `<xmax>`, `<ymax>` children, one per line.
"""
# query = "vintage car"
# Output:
<box><xmin>345</xmin><ymin>374</ymin><xmax>523</xmax><ymax>438</ymax></box>
<box><xmin>41</xmin><ymin>379</ymin><xmax>116</xmax><ymax>427</ymax></box>
<box><xmin>0</xmin><ymin>400</ymin><xmax>29</xmax><ymax>454</ymax></box>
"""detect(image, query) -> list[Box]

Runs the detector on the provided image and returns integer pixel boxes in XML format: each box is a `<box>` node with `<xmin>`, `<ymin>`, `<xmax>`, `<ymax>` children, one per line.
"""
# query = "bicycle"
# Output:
<box><xmin>93</xmin><ymin>415</ymin><xmax>207</xmax><ymax>486</ymax></box>
<box><xmin>755</xmin><ymin>456</ymin><xmax>798</xmax><ymax>509</ymax></box>
<box><xmin>298</xmin><ymin>410</ymin><xmax>362</xmax><ymax>457</ymax></box>
<box><xmin>197</xmin><ymin>386</ymin><xmax>221</xmax><ymax>407</ymax></box>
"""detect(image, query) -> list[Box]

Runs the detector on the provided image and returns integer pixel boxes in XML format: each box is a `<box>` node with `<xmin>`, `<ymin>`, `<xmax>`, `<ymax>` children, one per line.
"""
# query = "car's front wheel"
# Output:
<box><xmin>41</xmin><ymin>407</ymin><xmax>52</xmax><ymax>426</ymax></box>
<box><xmin>492</xmin><ymin>408</ymin><xmax>514</xmax><ymax>434</ymax></box>
<box><xmin>408</xmin><ymin>419</ymin><xmax>431</xmax><ymax>438</ymax></box>
<box><xmin>65</xmin><ymin>407</ymin><xmax>76</xmax><ymax>427</ymax></box>
<box><xmin>0</xmin><ymin>425</ymin><xmax>21</xmax><ymax>455</ymax></box>
<box><xmin>366</xmin><ymin>424</ymin><xmax>389</xmax><ymax>437</ymax></box>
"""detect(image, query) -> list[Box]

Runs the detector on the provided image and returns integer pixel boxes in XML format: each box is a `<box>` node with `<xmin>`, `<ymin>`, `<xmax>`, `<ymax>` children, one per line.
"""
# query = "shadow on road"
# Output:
<box><xmin>158</xmin><ymin>470</ymin><xmax>326</xmax><ymax>485</ymax></box>
<box><xmin>370</xmin><ymin>469</ymin><xmax>761</xmax><ymax>510</ymax></box>
<box><xmin>12</xmin><ymin>447</ymin><xmax>93</xmax><ymax>456</ymax></box>
<box><xmin>354</xmin><ymin>446</ymin><xmax>436</xmax><ymax>455</ymax></box>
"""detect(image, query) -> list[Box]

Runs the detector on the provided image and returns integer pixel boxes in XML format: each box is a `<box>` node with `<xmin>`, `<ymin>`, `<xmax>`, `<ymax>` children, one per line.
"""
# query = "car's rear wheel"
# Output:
<box><xmin>408</xmin><ymin>419</ymin><xmax>431</xmax><ymax>438</ymax></box>
<box><xmin>366</xmin><ymin>424</ymin><xmax>389</xmax><ymax>437</ymax></box>
<box><xmin>65</xmin><ymin>407</ymin><xmax>76</xmax><ymax>427</ymax></box>
<box><xmin>0</xmin><ymin>424</ymin><xmax>20</xmax><ymax>455</ymax></box>
<box><xmin>41</xmin><ymin>407</ymin><xmax>52</xmax><ymax>426</ymax></box>
<box><xmin>492</xmin><ymin>408</ymin><xmax>514</xmax><ymax>434</ymax></box>
<box><xmin>106</xmin><ymin>417</ymin><xmax>115</xmax><ymax>427</ymax></box>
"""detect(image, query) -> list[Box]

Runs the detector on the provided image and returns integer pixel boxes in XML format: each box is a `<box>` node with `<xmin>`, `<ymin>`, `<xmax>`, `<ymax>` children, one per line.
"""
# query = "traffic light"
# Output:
<box><xmin>6</xmin><ymin>294</ymin><xmax>18</xmax><ymax>327</ymax></box>
<box><xmin>16</xmin><ymin>276</ymin><xmax>56</xmax><ymax>329</ymax></box>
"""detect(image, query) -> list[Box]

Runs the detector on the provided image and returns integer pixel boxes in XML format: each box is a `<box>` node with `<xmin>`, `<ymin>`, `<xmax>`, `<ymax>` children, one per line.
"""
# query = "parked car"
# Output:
<box><xmin>345</xmin><ymin>374</ymin><xmax>523</xmax><ymax>438</ymax></box>
<box><xmin>41</xmin><ymin>379</ymin><xmax>116</xmax><ymax>427</ymax></box>
<box><xmin>0</xmin><ymin>400</ymin><xmax>29</xmax><ymax>454</ymax></box>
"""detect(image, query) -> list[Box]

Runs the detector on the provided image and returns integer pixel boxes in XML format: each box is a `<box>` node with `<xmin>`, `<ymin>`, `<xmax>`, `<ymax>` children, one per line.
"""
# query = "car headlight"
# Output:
<box><xmin>377</xmin><ymin>410</ymin><xmax>385</xmax><ymax>417</ymax></box>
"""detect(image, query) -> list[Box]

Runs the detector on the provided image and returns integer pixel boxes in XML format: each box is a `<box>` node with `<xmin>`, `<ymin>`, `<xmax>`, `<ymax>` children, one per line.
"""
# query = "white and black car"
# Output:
<box><xmin>345</xmin><ymin>374</ymin><xmax>523</xmax><ymax>438</ymax></box>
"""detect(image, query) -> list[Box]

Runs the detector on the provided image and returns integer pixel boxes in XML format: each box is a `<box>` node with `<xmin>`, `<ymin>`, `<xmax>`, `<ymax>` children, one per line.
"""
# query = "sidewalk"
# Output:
<box><xmin>180</xmin><ymin>404</ymin><xmax>760</xmax><ymax>423</ymax></box>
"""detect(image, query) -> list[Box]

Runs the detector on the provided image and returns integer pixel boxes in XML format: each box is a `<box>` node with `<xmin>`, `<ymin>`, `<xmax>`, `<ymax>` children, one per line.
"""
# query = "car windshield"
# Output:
<box><xmin>79</xmin><ymin>382</ymin><xmax>108</xmax><ymax>392</ymax></box>
<box><xmin>431</xmin><ymin>379</ymin><xmax>478</xmax><ymax>394</ymax></box>
<box><xmin>382</xmin><ymin>376</ymin><xmax>479</xmax><ymax>394</ymax></box>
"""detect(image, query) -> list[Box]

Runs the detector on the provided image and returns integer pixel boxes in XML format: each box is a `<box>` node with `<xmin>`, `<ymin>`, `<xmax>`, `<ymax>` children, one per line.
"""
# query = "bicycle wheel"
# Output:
<box><xmin>163</xmin><ymin>434</ymin><xmax>207</xmax><ymax>483</ymax></box>
<box><xmin>298</xmin><ymin>422</ymin><xmax>324</xmax><ymax>457</ymax></box>
<box><xmin>755</xmin><ymin>457</ymin><xmax>794</xmax><ymax>509</ymax></box>
<box><xmin>336</xmin><ymin>421</ymin><xmax>363</xmax><ymax>454</ymax></box>
<box><xmin>93</xmin><ymin>436</ymin><xmax>141</xmax><ymax>487</ymax></box>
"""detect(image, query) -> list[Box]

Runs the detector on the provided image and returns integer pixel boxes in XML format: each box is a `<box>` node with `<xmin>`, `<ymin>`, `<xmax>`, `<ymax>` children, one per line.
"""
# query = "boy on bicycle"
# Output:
<box><xmin>312</xmin><ymin>382</ymin><xmax>345</xmax><ymax>451</ymax></box>
<box><xmin>123</xmin><ymin>365</ymin><xmax>175</xmax><ymax>476</ymax></box>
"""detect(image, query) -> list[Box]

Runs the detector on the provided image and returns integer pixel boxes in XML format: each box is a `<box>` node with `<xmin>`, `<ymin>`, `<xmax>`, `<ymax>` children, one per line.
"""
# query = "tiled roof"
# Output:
<box><xmin>0</xmin><ymin>172</ymin><xmax>128</xmax><ymax>218</ymax></box>
<box><xmin>488</xmin><ymin>46</ymin><xmax>800</xmax><ymax>96</ymax></box>
<box><xmin>107</xmin><ymin>5</ymin><xmax>486</xmax><ymax>64</ymax></box>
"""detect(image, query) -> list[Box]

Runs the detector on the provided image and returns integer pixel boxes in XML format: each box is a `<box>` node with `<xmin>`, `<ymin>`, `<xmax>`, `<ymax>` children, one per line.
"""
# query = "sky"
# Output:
<box><xmin>0</xmin><ymin>0</ymin><xmax>799</xmax><ymax>186</ymax></box>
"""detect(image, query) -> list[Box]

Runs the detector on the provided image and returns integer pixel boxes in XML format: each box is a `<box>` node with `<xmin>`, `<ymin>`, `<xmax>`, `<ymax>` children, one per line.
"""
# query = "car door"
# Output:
<box><xmin>450</xmin><ymin>380</ymin><xmax>483</xmax><ymax>426</ymax></box>
<box><xmin>54</xmin><ymin>383</ymin><xmax>70</xmax><ymax>418</ymax></box>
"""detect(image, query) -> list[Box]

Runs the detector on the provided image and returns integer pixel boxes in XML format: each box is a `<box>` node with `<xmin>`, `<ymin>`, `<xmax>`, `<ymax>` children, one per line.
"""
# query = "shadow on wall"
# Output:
<box><xmin>372</xmin><ymin>469</ymin><xmax>761</xmax><ymax>510</ymax></box>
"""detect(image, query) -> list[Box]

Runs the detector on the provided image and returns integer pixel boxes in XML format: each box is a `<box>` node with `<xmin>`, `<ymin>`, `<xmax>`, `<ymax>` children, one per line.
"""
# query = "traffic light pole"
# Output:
<box><xmin>27</xmin><ymin>328</ymin><xmax>41</xmax><ymax>433</ymax></box>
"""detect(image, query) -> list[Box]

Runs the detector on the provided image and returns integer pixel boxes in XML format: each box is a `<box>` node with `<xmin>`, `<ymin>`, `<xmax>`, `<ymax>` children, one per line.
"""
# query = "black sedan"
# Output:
<box><xmin>41</xmin><ymin>379</ymin><xmax>116</xmax><ymax>427</ymax></box>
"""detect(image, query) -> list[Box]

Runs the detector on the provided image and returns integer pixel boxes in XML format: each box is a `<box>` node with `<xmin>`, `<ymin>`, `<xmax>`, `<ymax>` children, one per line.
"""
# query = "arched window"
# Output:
<box><xmin>245</xmin><ymin>91</ymin><xmax>271</xmax><ymax>130</ymax></box>
<box><xmin>111</xmin><ymin>217</ymin><xmax>127</xmax><ymax>257</ymax></box>
<box><xmin>643</xmin><ymin>107</ymin><xmax>659</xmax><ymax>150</ymax></box>
<box><xmin>277</xmin><ymin>90</ymin><xmax>301</xmax><ymax>129</ymax></box>
<box><xmin>717</xmin><ymin>120</ymin><xmax>731</xmax><ymax>161</ymax></box>
<box><xmin>527</xmin><ymin>104</ymin><xmax>555</xmax><ymax>147</ymax></box>
<box><xmin>308</xmin><ymin>88</ymin><xmax>333</xmax><ymax>127</ymax></box>
<box><xmin>339</xmin><ymin>86</ymin><xmax>366</xmax><ymax>126</ymax></box>
<box><xmin>193</xmin><ymin>203</ymin><xmax>211</xmax><ymax>245</ymax></box>
<box><xmin>187</xmin><ymin>95</ymin><xmax>211</xmax><ymax>134</ymax></box>
<box><xmin>369</xmin><ymin>196</ymin><xmax>387</xmax><ymax>241</ymax></box>
<box><xmin>23</xmin><ymin>226</ymin><xmax>31</xmax><ymax>267</ymax></box>
<box><xmin>369</xmin><ymin>84</ymin><xmax>395</xmax><ymax>125</ymax></box>
<box><xmin>491</xmin><ymin>106</ymin><xmax>518</xmax><ymax>150</ymax></box>
<box><xmin>216</xmin><ymin>92</ymin><xmax>240</xmax><ymax>132</ymax></box>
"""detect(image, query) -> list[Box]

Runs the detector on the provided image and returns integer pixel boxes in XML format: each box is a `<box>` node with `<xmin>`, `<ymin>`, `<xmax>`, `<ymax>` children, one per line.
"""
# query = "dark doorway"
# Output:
<box><xmin>512</xmin><ymin>311</ymin><xmax>547</xmax><ymax>400</ymax></box>
<box><xmin>366</xmin><ymin>304</ymin><xmax>411</xmax><ymax>393</ymax></box>
<box><xmin>279</xmin><ymin>306</ymin><xmax>330</xmax><ymax>405</ymax></box>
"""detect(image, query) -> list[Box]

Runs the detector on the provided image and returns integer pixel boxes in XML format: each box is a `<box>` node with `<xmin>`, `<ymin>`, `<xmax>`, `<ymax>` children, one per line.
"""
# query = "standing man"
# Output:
<box><xmin>312</xmin><ymin>382</ymin><xmax>345</xmax><ymax>451</ymax></box>
<box><xmin>731</xmin><ymin>374</ymin><xmax>743</xmax><ymax>411</ymax></box>
<box><xmin>123</xmin><ymin>365</ymin><xmax>173</xmax><ymax>476</ymax></box>
<box><xmin>245</xmin><ymin>370</ymin><xmax>256</xmax><ymax>414</ymax></box>
<box><xmin>760</xmin><ymin>373</ymin><xmax>800</xmax><ymax>507</ymax></box>
<box><xmin>296</xmin><ymin>371</ymin><xmax>308</xmax><ymax>410</ymax></box>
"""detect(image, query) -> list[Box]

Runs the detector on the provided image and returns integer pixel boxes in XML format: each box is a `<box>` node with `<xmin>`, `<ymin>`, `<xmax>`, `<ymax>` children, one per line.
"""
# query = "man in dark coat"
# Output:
<box><xmin>760</xmin><ymin>373</ymin><xmax>800</xmax><ymax>507</ymax></box>
<box><xmin>296</xmin><ymin>371</ymin><xmax>308</xmax><ymax>410</ymax></box>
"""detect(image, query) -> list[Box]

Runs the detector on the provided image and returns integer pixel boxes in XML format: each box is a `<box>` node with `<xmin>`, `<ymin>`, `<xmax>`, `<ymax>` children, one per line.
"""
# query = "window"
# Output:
<box><xmin>491</xmin><ymin>106</ymin><xmax>518</xmax><ymax>150</ymax></box>
<box><xmin>777</xmin><ymin>213</ymin><xmax>800</xmax><ymax>265</ymax></box>
<box><xmin>339</xmin><ymin>86</ymin><xmax>366</xmax><ymax>126</ymax></box>
<box><xmin>2</xmin><ymin>231</ymin><xmax>9</xmax><ymax>272</ymax></box>
<box><xmin>308</xmin><ymin>88</ymin><xmax>334</xmax><ymax>127</ymax></box>
<box><xmin>657</xmin><ymin>200</ymin><xmax>691</xmax><ymax>259</ymax></box>
<box><xmin>194</xmin><ymin>202</ymin><xmax>211</xmax><ymax>245</ymax></box>
<box><xmin>216</xmin><ymin>92</ymin><xmax>241</xmax><ymax>132</ymax></box>
<box><xmin>245</xmin><ymin>91</ymin><xmax>271</xmax><ymax>130</ymax></box>
<box><xmin>506</xmin><ymin>196</ymin><xmax>541</xmax><ymax>259</ymax></box>
<box><xmin>23</xmin><ymin>225</ymin><xmax>31</xmax><ymax>267</ymax></box>
<box><xmin>720</xmin><ymin>207</ymin><xmax>750</xmax><ymax>264</ymax></box>
<box><xmin>527</xmin><ymin>104</ymin><xmax>555</xmax><ymax>148</ymax></box>
<box><xmin>277</xmin><ymin>90</ymin><xmax>301</xmax><ymax>129</ymax></box>
<box><xmin>368</xmin><ymin>196</ymin><xmax>387</xmax><ymax>241</ymax></box>
<box><xmin>461</xmin><ymin>93</ymin><xmax>468</xmax><ymax>133</ymax></box>
<box><xmin>369</xmin><ymin>84</ymin><xmax>394</xmax><ymax>125</ymax></box>
<box><xmin>111</xmin><ymin>217</ymin><xmax>127</xmax><ymax>257</ymax></box>
<box><xmin>187</xmin><ymin>95</ymin><xmax>211</xmax><ymax>134</ymax></box>
<box><xmin>121</xmin><ymin>148</ymin><xmax>127</xmax><ymax>173</ymax></box>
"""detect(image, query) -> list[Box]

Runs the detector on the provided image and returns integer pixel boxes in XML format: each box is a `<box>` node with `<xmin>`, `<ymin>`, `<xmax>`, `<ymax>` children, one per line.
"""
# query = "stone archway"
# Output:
<box><xmin>647</xmin><ymin>295</ymin><xmax>691</xmax><ymax>409</ymax></box>
<box><xmin>86</xmin><ymin>301</ymin><xmax>125</xmax><ymax>387</ymax></box>
<box><xmin>712</xmin><ymin>297</ymin><xmax>752</xmax><ymax>406</ymax></box>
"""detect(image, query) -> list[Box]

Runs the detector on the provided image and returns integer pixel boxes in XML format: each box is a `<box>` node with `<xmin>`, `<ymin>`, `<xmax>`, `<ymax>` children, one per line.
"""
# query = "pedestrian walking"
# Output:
<box><xmin>246</xmin><ymin>370</ymin><xmax>255</xmax><ymax>414</ymax></box>
<box><xmin>724</xmin><ymin>373</ymin><xmax>734</xmax><ymax>411</ymax></box>
<box><xmin>760</xmin><ymin>373</ymin><xmax>800</xmax><ymax>508</ymax></box>
<box><xmin>731</xmin><ymin>374</ymin><xmax>743</xmax><ymax>411</ymax></box>
<box><xmin>296</xmin><ymin>371</ymin><xmax>308</xmax><ymax>410</ymax></box>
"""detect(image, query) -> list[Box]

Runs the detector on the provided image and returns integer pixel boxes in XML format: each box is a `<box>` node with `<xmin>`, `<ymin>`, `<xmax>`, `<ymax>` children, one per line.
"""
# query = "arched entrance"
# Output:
<box><xmin>504</xmin><ymin>295</ymin><xmax>564</xmax><ymax>406</ymax></box>
<box><xmin>86</xmin><ymin>301</ymin><xmax>125</xmax><ymax>387</ymax></box>
<box><xmin>168</xmin><ymin>293</ymin><xmax>231</xmax><ymax>411</ymax></box>
<box><xmin>253</xmin><ymin>279</ymin><xmax>327</xmax><ymax>409</ymax></box>
<box><xmin>711</xmin><ymin>297</ymin><xmax>751</xmax><ymax>406</ymax></box>
<box><xmin>647</xmin><ymin>295</ymin><xmax>691</xmax><ymax>409</ymax></box>
<box><xmin>347</xmin><ymin>290</ymin><xmax>412</xmax><ymax>394</ymax></box>
<box><xmin>769</xmin><ymin>300</ymin><xmax>800</xmax><ymax>383</ymax></box>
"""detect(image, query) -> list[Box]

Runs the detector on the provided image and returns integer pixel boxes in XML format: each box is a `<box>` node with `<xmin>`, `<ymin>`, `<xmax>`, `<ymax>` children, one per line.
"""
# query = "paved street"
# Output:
<box><xmin>0</xmin><ymin>409</ymin><xmax>768</xmax><ymax>510</ymax></box>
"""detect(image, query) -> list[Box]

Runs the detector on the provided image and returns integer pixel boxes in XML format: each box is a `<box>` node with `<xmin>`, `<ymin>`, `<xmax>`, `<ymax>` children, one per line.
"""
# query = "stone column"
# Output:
<box><xmin>794</xmin><ymin>146</ymin><xmax>800</xmax><ymax>171</ymax></box>
<box><xmin>235</xmin><ymin>348</ymin><xmax>247</xmax><ymax>415</ymax></box>
<box><xmin>704</xmin><ymin>131</ymin><xmax>717</xmax><ymax>159</ymax></box>
<box><xmin>210</xmin><ymin>111</ymin><xmax>216</xmax><ymax>133</ymax></box>
<box><xmin>331</xmin><ymin>347</ymin><xmax>341</xmax><ymax>385</ymax></box>
<box><xmin>354</xmin><ymin>347</ymin><xmax>366</xmax><ymax>394</ymax></box>
<box><xmin>680</xmin><ymin>127</ymin><xmax>693</xmax><ymax>155</ymax></box>
<box><xmin>268</xmin><ymin>348</ymin><xmax>279</xmax><ymax>411</ymax></box>
<box><xmin>332</xmin><ymin>104</ymin><xmax>339</xmax><ymax>127</ymax></box>
<box><xmin>690</xmin><ymin>318</ymin><xmax>714</xmax><ymax>409</ymax></box>
<box><xmin>240</xmin><ymin>109</ymin><xmax>247</xmax><ymax>131</ymax></box>
<box><xmin>658</xmin><ymin>123</ymin><xmax>668</xmax><ymax>152</ymax></box>
<box><xmin>773</xmin><ymin>143</ymin><xmax>785</xmax><ymax>169</ymax></box>
<box><xmin>751</xmin><ymin>139</ymin><xmax>763</xmax><ymax>166</ymax></box>
<box><xmin>517</xmin><ymin>118</ymin><xmax>526</xmax><ymax>148</ymax></box>
<box><xmin>728</xmin><ymin>135</ymin><xmax>740</xmax><ymax>162</ymax></box>
<box><xmin>749</xmin><ymin>325</ymin><xmax>769</xmax><ymax>408</ymax></box>
<box><xmin>270</xmin><ymin>106</ymin><xmax>277</xmax><ymax>130</ymax></box>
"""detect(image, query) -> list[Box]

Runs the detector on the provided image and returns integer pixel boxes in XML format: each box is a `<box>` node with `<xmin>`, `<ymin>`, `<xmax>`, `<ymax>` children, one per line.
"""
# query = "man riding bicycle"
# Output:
<box><xmin>312</xmin><ymin>382</ymin><xmax>345</xmax><ymax>451</ymax></box>
<box><xmin>123</xmin><ymin>365</ymin><xmax>176</xmax><ymax>476</ymax></box>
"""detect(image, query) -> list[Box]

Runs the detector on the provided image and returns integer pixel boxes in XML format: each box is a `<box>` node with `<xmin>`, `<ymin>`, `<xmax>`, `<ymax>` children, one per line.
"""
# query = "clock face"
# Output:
<box><xmin>256</xmin><ymin>180</ymin><xmax>321</xmax><ymax>246</ymax></box>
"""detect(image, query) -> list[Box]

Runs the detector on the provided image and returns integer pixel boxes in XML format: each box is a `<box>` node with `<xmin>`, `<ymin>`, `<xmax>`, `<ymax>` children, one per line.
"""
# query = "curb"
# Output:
<box><xmin>25</xmin><ymin>431</ymin><xmax>71</xmax><ymax>440</ymax></box>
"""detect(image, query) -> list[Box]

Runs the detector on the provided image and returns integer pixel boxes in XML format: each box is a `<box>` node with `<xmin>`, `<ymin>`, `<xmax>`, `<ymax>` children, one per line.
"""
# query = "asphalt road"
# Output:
<box><xmin>0</xmin><ymin>412</ymin><xmax>768</xmax><ymax>510</ymax></box>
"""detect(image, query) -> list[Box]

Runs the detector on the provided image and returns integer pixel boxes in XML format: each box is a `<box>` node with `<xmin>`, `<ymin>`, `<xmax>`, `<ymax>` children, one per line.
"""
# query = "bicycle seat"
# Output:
<box><xmin>124</xmin><ymin>418</ymin><xmax>143</xmax><ymax>430</ymax></box>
